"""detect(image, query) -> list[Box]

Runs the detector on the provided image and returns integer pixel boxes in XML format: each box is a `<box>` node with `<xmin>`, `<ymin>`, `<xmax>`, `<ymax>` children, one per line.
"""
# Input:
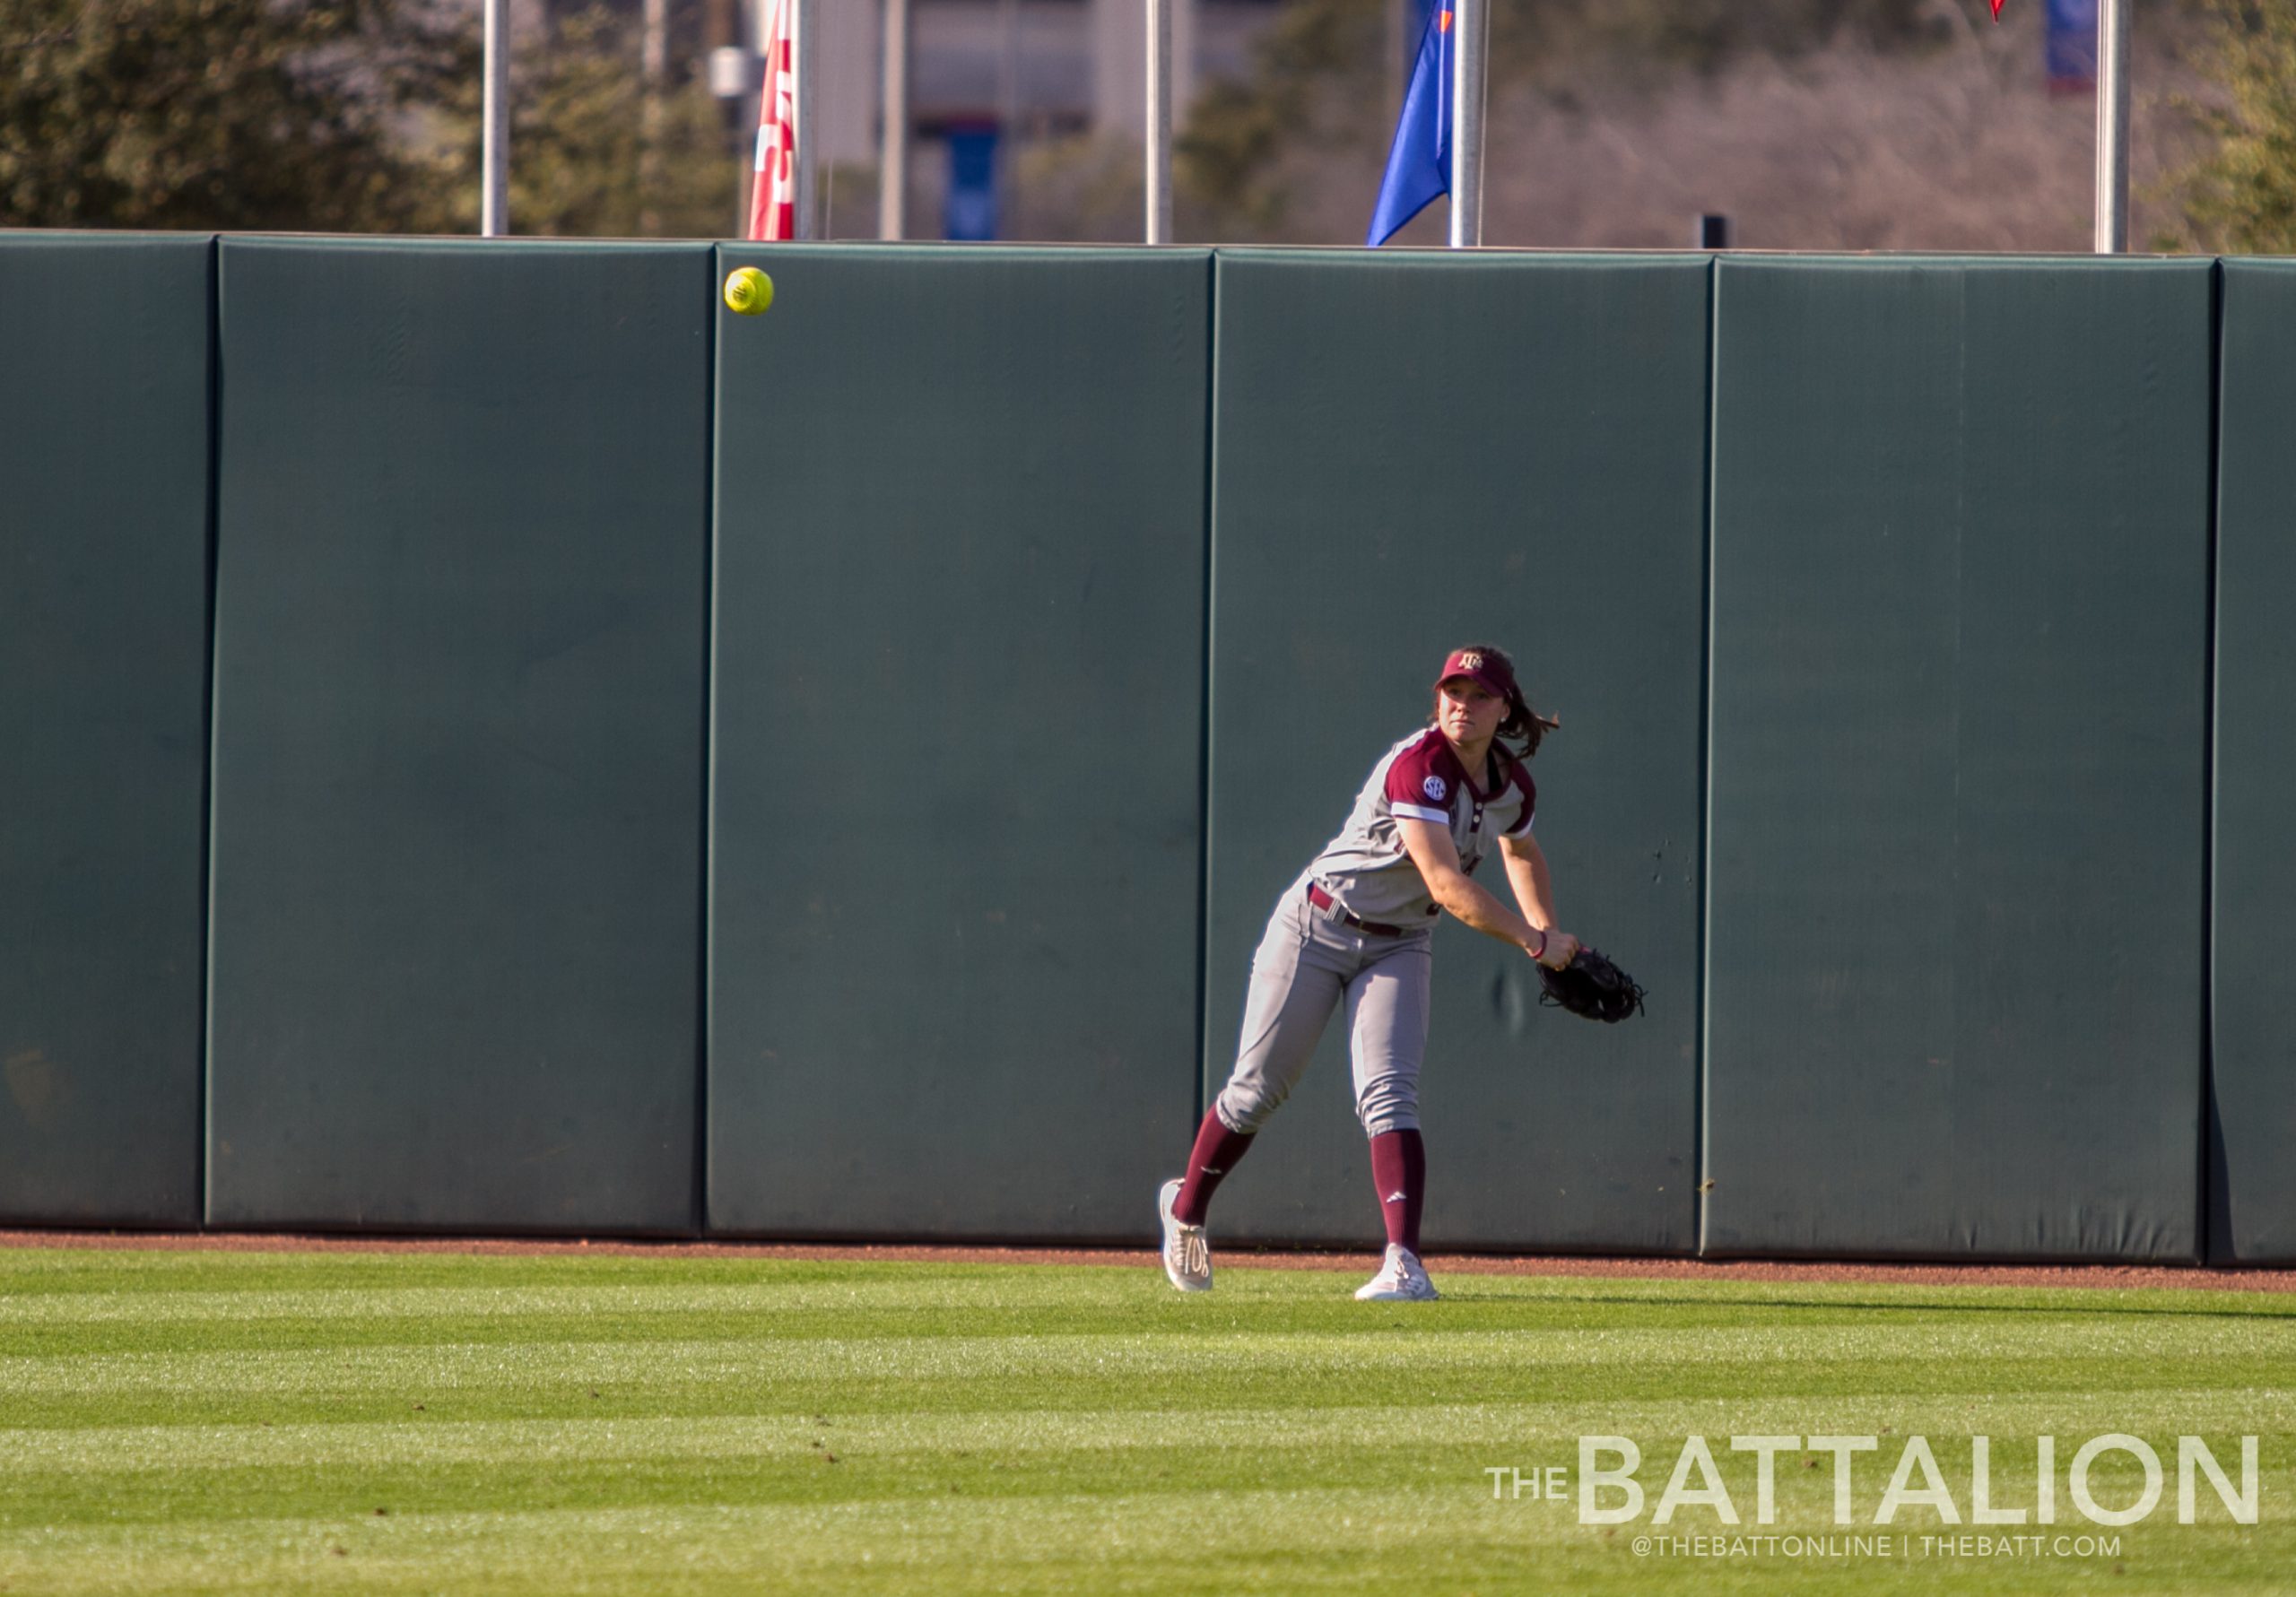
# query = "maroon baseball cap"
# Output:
<box><xmin>1434</xmin><ymin>647</ymin><xmax>1517</xmax><ymax>700</ymax></box>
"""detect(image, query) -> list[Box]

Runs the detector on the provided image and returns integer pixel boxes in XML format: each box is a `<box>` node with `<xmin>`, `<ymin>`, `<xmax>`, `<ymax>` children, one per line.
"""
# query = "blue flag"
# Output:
<box><xmin>1367</xmin><ymin>5</ymin><xmax>1453</xmax><ymax>247</ymax></box>
<box><xmin>2045</xmin><ymin>0</ymin><xmax>2098</xmax><ymax>90</ymax></box>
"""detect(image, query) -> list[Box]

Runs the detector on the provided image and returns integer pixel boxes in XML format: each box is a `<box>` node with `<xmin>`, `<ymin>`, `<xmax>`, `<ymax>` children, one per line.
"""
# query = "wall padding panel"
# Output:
<box><xmin>0</xmin><ymin>234</ymin><xmax>213</xmax><ymax>1226</ymax></box>
<box><xmin>207</xmin><ymin>239</ymin><xmax>709</xmax><ymax>1233</ymax></box>
<box><xmin>2211</xmin><ymin>258</ymin><xmax>2296</xmax><ymax>1264</ymax></box>
<box><xmin>1704</xmin><ymin>256</ymin><xmax>2212</xmax><ymax>1261</ymax></box>
<box><xmin>1203</xmin><ymin>251</ymin><xmax>1710</xmax><ymax>1251</ymax></box>
<box><xmin>708</xmin><ymin>246</ymin><xmax>1211</xmax><ymax>1240</ymax></box>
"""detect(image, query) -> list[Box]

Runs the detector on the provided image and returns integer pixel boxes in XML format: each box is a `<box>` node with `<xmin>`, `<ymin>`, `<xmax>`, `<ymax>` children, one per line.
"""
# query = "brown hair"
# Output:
<box><xmin>1433</xmin><ymin>642</ymin><xmax>1558</xmax><ymax>760</ymax></box>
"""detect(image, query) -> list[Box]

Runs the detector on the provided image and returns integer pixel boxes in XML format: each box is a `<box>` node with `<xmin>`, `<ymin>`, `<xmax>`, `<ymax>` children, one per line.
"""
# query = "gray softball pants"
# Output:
<box><xmin>1212</xmin><ymin>880</ymin><xmax>1434</xmax><ymax>1140</ymax></box>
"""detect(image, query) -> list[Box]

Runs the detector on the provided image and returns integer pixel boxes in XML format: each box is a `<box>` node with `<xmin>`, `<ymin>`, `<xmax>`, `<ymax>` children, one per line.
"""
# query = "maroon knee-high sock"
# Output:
<box><xmin>1369</xmin><ymin>1128</ymin><xmax>1426</xmax><ymax>1254</ymax></box>
<box><xmin>1173</xmin><ymin>1108</ymin><xmax>1255</xmax><ymax>1227</ymax></box>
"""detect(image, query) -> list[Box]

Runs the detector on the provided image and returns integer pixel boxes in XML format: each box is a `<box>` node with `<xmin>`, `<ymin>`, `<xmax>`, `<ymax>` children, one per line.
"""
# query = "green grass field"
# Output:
<box><xmin>0</xmin><ymin>1247</ymin><xmax>2290</xmax><ymax>1595</ymax></box>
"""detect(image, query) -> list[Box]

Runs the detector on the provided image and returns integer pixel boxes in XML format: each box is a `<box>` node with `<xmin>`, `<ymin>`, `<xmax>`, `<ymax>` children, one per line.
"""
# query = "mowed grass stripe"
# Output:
<box><xmin>0</xmin><ymin>1486</ymin><xmax>2271</xmax><ymax>1597</ymax></box>
<box><xmin>11</xmin><ymin>1302</ymin><xmax>2292</xmax><ymax>1364</ymax></box>
<box><xmin>1</xmin><ymin>1297</ymin><xmax>2152</xmax><ymax>1361</ymax></box>
<box><xmin>2</xmin><ymin>1436</ymin><xmax>2282</xmax><ymax>1580</ymax></box>
<box><xmin>4</xmin><ymin>1457</ymin><xmax>2273</xmax><ymax>1547</ymax></box>
<box><xmin>0</xmin><ymin>1489</ymin><xmax>1644</xmax><ymax>1597</ymax></box>
<box><xmin>4</xmin><ymin>1253</ymin><xmax>2288</xmax><ymax>1316</ymax></box>
<box><xmin>6</xmin><ymin>1318</ymin><xmax>2293</xmax><ymax>1393</ymax></box>
<box><xmin>4</xmin><ymin>1341</ymin><xmax>2289</xmax><ymax>1432</ymax></box>
<box><xmin>4</xmin><ymin>1389</ymin><xmax>2285</xmax><ymax>1474</ymax></box>
<box><xmin>10</xmin><ymin>1271</ymin><xmax>2285</xmax><ymax>1322</ymax></box>
<box><xmin>16</xmin><ymin>1304</ymin><xmax>2274</xmax><ymax>1364</ymax></box>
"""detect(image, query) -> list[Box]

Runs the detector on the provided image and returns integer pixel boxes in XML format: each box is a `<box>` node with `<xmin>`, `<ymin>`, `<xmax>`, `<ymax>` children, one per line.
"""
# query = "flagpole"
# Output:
<box><xmin>1448</xmin><ymin>0</ymin><xmax>1486</xmax><ymax>247</ymax></box>
<box><xmin>640</xmin><ymin>0</ymin><xmax>666</xmax><ymax>235</ymax></box>
<box><xmin>794</xmin><ymin>0</ymin><xmax>819</xmax><ymax>239</ymax></box>
<box><xmin>2095</xmin><ymin>0</ymin><xmax>2129</xmax><ymax>253</ymax></box>
<box><xmin>1386</xmin><ymin>0</ymin><xmax>1408</xmax><ymax>130</ymax></box>
<box><xmin>880</xmin><ymin>0</ymin><xmax>909</xmax><ymax>240</ymax></box>
<box><xmin>482</xmin><ymin>0</ymin><xmax>509</xmax><ymax>235</ymax></box>
<box><xmin>1146</xmin><ymin>0</ymin><xmax>1174</xmax><ymax>243</ymax></box>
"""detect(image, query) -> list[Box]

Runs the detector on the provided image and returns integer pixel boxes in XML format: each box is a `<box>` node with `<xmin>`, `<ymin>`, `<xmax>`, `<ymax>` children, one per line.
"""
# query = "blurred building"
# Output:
<box><xmin>831</xmin><ymin>0</ymin><xmax>1283</xmax><ymax>155</ymax></box>
<box><xmin>819</xmin><ymin>2</ymin><xmax>1289</xmax><ymax>237</ymax></box>
<box><xmin>569</xmin><ymin>0</ymin><xmax>1283</xmax><ymax>236</ymax></box>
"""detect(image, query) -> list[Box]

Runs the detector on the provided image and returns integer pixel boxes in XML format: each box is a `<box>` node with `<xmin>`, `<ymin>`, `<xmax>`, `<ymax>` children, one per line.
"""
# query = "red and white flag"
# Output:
<box><xmin>746</xmin><ymin>0</ymin><xmax>796</xmax><ymax>241</ymax></box>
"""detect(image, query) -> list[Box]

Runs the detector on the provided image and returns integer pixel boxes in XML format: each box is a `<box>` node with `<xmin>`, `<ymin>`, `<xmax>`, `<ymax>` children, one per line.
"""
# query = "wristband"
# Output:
<box><xmin>1533</xmin><ymin>929</ymin><xmax>1548</xmax><ymax>959</ymax></box>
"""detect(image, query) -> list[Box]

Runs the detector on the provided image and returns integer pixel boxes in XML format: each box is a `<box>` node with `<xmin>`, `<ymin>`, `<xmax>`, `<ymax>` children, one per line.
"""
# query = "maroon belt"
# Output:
<box><xmin>1307</xmin><ymin>882</ymin><xmax>1431</xmax><ymax>938</ymax></box>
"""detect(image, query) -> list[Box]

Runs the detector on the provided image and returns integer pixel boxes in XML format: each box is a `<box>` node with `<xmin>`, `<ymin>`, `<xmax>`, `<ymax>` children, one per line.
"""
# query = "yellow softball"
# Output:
<box><xmin>723</xmin><ymin>266</ymin><xmax>774</xmax><ymax>317</ymax></box>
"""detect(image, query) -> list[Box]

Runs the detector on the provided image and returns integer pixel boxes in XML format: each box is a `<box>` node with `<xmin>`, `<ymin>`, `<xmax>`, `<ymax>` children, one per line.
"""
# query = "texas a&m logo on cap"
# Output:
<box><xmin>1435</xmin><ymin>646</ymin><xmax>1518</xmax><ymax>700</ymax></box>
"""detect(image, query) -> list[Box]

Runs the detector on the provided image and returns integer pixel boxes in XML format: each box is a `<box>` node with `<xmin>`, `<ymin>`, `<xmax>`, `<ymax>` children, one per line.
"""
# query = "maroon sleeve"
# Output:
<box><xmin>1503</xmin><ymin>763</ymin><xmax>1538</xmax><ymax>835</ymax></box>
<box><xmin>1385</xmin><ymin>733</ymin><xmax>1457</xmax><ymax>818</ymax></box>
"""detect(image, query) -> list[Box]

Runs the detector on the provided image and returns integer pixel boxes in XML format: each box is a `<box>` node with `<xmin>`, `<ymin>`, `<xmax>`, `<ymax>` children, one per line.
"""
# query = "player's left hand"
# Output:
<box><xmin>1536</xmin><ymin>944</ymin><xmax>1647</xmax><ymax>1023</ymax></box>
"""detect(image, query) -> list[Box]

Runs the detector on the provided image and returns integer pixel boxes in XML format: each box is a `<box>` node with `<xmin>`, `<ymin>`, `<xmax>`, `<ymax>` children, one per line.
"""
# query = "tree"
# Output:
<box><xmin>2173</xmin><ymin>0</ymin><xmax>2296</xmax><ymax>251</ymax></box>
<box><xmin>1176</xmin><ymin>0</ymin><xmax>1973</xmax><ymax>239</ymax></box>
<box><xmin>3</xmin><ymin>0</ymin><xmax>744</xmax><ymax>238</ymax></box>
<box><xmin>436</xmin><ymin>4</ymin><xmax>746</xmax><ymax>239</ymax></box>
<box><xmin>0</xmin><ymin>0</ymin><xmax>470</xmax><ymax>231</ymax></box>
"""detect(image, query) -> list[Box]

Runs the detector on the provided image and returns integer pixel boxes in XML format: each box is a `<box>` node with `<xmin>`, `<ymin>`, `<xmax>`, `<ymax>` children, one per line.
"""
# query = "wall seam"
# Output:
<box><xmin>1692</xmin><ymin>251</ymin><xmax>1718</xmax><ymax>1259</ymax></box>
<box><xmin>2199</xmin><ymin>257</ymin><xmax>2225</xmax><ymax>1265</ymax></box>
<box><xmin>1193</xmin><ymin>251</ymin><xmax>1221</xmax><ymax>1141</ymax></box>
<box><xmin>696</xmin><ymin>247</ymin><xmax>723</xmax><ymax>1239</ymax></box>
<box><xmin>197</xmin><ymin>236</ymin><xmax>224</xmax><ymax>1231</ymax></box>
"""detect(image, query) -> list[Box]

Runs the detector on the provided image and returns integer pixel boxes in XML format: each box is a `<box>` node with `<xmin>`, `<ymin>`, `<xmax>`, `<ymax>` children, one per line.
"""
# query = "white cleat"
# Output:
<box><xmin>1158</xmin><ymin>1178</ymin><xmax>1213</xmax><ymax>1292</ymax></box>
<box><xmin>1354</xmin><ymin>1244</ymin><xmax>1439</xmax><ymax>1302</ymax></box>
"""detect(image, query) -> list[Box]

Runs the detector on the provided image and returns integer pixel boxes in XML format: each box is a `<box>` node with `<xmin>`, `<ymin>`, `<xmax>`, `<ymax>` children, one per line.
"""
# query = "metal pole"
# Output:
<box><xmin>999</xmin><ymin>0</ymin><xmax>1022</xmax><ymax>134</ymax></box>
<box><xmin>1386</xmin><ymin>0</ymin><xmax>1409</xmax><ymax>132</ymax></box>
<box><xmin>1448</xmin><ymin>0</ymin><xmax>1486</xmax><ymax>248</ymax></box>
<box><xmin>482</xmin><ymin>0</ymin><xmax>509</xmax><ymax>235</ymax></box>
<box><xmin>1146</xmin><ymin>0</ymin><xmax>1173</xmax><ymax>243</ymax></box>
<box><xmin>708</xmin><ymin>0</ymin><xmax>751</xmax><ymax>236</ymax></box>
<box><xmin>2095</xmin><ymin>0</ymin><xmax>2130</xmax><ymax>253</ymax></box>
<box><xmin>794</xmin><ymin>0</ymin><xmax>819</xmax><ymax>239</ymax></box>
<box><xmin>880</xmin><ymin>0</ymin><xmax>909</xmax><ymax>239</ymax></box>
<box><xmin>750</xmin><ymin>0</ymin><xmax>777</xmax><ymax>237</ymax></box>
<box><xmin>640</xmin><ymin>0</ymin><xmax>667</xmax><ymax>236</ymax></box>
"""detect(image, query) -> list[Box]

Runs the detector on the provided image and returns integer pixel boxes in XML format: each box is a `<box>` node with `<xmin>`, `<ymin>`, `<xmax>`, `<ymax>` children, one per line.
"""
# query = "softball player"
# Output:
<box><xmin>1159</xmin><ymin>645</ymin><xmax>1579</xmax><ymax>1301</ymax></box>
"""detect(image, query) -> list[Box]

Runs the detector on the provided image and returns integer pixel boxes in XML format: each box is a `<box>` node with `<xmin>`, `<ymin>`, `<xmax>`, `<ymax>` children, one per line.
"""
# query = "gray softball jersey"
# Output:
<box><xmin>1305</xmin><ymin>725</ymin><xmax>1536</xmax><ymax>924</ymax></box>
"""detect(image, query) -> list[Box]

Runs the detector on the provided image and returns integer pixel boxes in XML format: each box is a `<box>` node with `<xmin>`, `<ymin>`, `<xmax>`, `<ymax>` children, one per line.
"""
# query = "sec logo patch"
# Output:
<box><xmin>1422</xmin><ymin>775</ymin><xmax>1448</xmax><ymax>802</ymax></box>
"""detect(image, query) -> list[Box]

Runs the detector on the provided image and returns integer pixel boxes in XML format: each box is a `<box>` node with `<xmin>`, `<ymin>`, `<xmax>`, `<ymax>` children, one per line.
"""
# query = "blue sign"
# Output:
<box><xmin>2047</xmin><ymin>0</ymin><xmax>2098</xmax><ymax>90</ymax></box>
<box><xmin>944</xmin><ymin>125</ymin><xmax>1000</xmax><ymax>242</ymax></box>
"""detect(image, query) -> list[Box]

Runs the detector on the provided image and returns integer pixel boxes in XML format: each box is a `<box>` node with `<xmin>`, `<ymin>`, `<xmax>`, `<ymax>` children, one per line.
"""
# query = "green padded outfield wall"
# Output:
<box><xmin>1203</xmin><ymin>251</ymin><xmax>1709</xmax><ymax>1251</ymax></box>
<box><xmin>2212</xmin><ymin>260</ymin><xmax>2296</xmax><ymax>1264</ymax></box>
<box><xmin>206</xmin><ymin>239</ymin><xmax>710</xmax><ymax>1233</ymax></box>
<box><xmin>0</xmin><ymin>235</ymin><xmax>213</xmax><ymax>1226</ymax></box>
<box><xmin>1704</xmin><ymin>257</ymin><xmax>2212</xmax><ymax>1260</ymax></box>
<box><xmin>708</xmin><ymin>246</ymin><xmax>1211</xmax><ymax>1239</ymax></box>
